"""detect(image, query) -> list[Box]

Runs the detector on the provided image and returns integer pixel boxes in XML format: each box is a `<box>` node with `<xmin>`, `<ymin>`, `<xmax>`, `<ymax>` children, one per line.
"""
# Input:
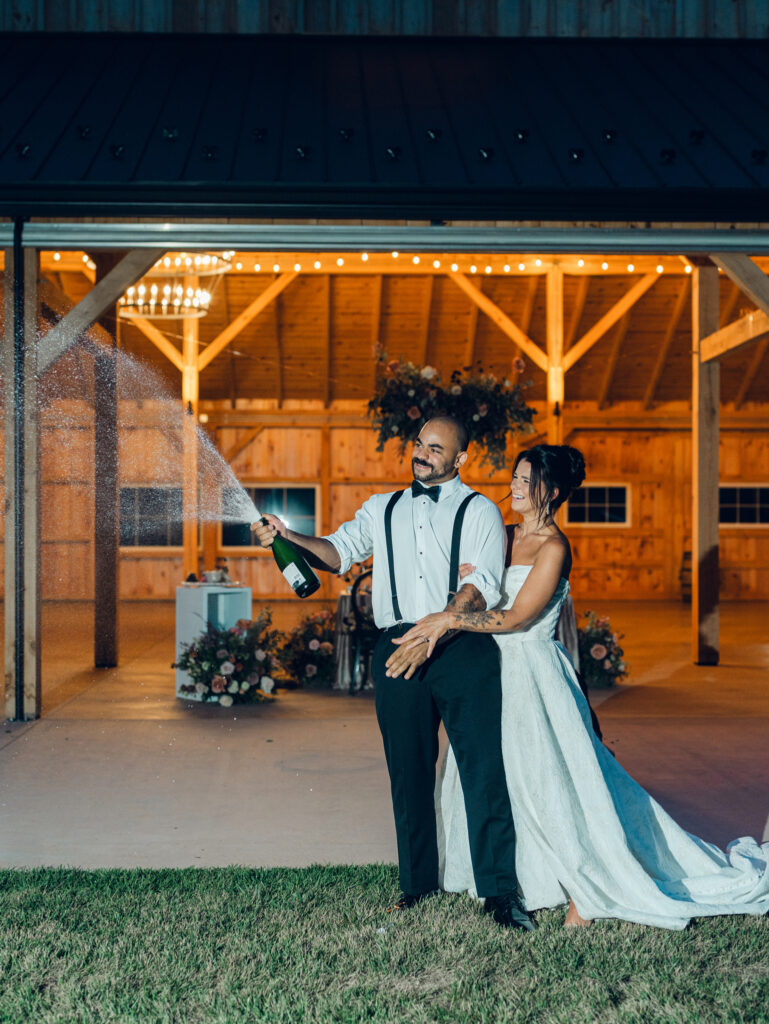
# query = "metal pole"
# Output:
<box><xmin>12</xmin><ymin>217</ymin><xmax>25</xmax><ymax>720</ymax></box>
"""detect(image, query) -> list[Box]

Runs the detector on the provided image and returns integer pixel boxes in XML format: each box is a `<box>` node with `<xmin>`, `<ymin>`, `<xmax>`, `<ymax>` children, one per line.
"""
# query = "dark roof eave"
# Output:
<box><xmin>3</xmin><ymin>184</ymin><xmax>769</xmax><ymax>224</ymax></box>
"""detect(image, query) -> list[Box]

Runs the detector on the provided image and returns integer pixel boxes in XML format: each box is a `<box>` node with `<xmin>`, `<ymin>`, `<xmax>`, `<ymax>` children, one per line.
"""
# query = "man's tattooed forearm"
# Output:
<box><xmin>451</xmin><ymin>609</ymin><xmax>509</xmax><ymax>632</ymax></box>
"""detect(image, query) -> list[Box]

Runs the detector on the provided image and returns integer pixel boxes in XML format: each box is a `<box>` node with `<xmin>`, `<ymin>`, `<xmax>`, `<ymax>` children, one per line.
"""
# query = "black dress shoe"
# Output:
<box><xmin>387</xmin><ymin>890</ymin><xmax>438</xmax><ymax>913</ymax></box>
<box><xmin>484</xmin><ymin>892</ymin><xmax>535</xmax><ymax>931</ymax></box>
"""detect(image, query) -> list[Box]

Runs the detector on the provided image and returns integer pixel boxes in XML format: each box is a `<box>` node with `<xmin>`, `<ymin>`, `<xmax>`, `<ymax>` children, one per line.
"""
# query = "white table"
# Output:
<box><xmin>175</xmin><ymin>584</ymin><xmax>252</xmax><ymax>699</ymax></box>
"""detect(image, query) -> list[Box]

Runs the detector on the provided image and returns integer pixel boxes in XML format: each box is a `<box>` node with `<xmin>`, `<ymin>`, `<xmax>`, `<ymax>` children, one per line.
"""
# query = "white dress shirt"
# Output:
<box><xmin>324</xmin><ymin>474</ymin><xmax>506</xmax><ymax>629</ymax></box>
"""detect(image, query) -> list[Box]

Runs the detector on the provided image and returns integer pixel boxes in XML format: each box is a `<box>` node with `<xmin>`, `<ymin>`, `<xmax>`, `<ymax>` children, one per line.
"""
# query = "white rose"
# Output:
<box><xmin>219</xmin><ymin>695</ymin><xmax>233</xmax><ymax>707</ymax></box>
<box><xmin>472</xmin><ymin>414</ymin><xmax>480</xmax><ymax>421</ymax></box>
<box><xmin>195</xmin><ymin>683</ymin><xmax>207</xmax><ymax>694</ymax></box>
<box><xmin>420</xmin><ymin>365</ymin><xmax>437</xmax><ymax>379</ymax></box>
<box><xmin>227</xmin><ymin>681</ymin><xmax>239</xmax><ymax>694</ymax></box>
<box><xmin>248</xmin><ymin>672</ymin><xmax>261</xmax><ymax>685</ymax></box>
<box><xmin>220</xmin><ymin>661</ymin><xmax>235</xmax><ymax>675</ymax></box>
<box><xmin>407</xmin><ymin>389</ymin><xmax>415</xmax><ymax>397</ymax></box>
<box><xmin>240</xmin><ymin>683</ymin><xmax>249</xmax><ymax>693</ymax></box>
<box><xmin>255</xmin><ymin>649</ymin><xmax>266</xmax><ymax>662</ymax></box>
<box><xmin>260</xmin><ymin>676</ymin><xmax>275</xmax><ymax>694</ymax></box>
<box><xmin>450</xmin><ymin>384</ymin><xmax>462</xmax><ymax>396</ymax></box>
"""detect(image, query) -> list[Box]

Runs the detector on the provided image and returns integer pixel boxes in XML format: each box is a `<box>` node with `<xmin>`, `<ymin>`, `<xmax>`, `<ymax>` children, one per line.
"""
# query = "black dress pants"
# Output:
<box><xmin>372</xmin><ymin>625</ymin><xmax>518</xmax><ymax>898</ymax></box>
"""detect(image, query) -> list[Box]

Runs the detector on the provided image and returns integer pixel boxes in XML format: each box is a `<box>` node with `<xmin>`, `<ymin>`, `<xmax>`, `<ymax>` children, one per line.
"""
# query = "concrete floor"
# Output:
<box><xmin>1</xmin><ymin>600</ymin><xmax>768</xmax><ymax>869</ymax></box>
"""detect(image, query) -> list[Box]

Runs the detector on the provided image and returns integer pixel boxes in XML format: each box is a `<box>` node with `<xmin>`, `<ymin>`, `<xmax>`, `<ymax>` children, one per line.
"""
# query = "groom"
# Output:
<box><xmin>252</xmin><ymin>417</ymin><xmax>532</xmax><ymax>931</ymax></box>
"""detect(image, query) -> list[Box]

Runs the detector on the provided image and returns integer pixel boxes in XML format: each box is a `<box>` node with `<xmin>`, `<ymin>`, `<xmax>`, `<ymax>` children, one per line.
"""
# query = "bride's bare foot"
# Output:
<box><xmin>564</xmin><ymin>899</ymin><xmax>593</xmax><ymax>928</ymax></box>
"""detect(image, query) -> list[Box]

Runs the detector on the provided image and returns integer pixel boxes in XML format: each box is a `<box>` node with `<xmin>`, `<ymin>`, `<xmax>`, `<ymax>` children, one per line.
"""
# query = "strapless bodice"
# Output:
<box><xmin>495</xmin><ymin>564</ymin><xmax>569</xmax><ymax>645</ymax></box>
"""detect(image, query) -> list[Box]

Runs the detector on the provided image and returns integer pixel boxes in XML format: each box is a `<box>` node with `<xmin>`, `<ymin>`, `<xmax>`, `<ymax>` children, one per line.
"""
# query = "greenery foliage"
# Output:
<box><xmin>578</xmin><ymin>611</ymin><xmax>628</xmax><ymax>688</ymax></box>
<box><xmin>173</xmin><ymin>609</ymin><xmax>280</xmax><ymax>705</ymax></box>
<box><xmin>368</xmin><ymin>356</ymin><xmax>536</xmax><ymax>470</ymax></box>
<box><xmin>1</xmin><ymin>866</ymin><xmax>767</xmax><ymax>1024</ymax></box>
<box><xmin>277</xmin><ymin>608</ymin><xmax>336</xmax><ymax>687</ymax></box>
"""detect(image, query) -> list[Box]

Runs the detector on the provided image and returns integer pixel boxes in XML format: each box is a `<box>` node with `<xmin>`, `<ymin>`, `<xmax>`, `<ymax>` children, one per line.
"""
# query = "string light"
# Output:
<box><xmin>412</xmin><ymin>255</ymin><xmax>420</xmax><ymax>264</ymax></box>
<box><xmin>273</xmin><ymin>263</ymin><xmax>280</xmax><ymax>272</ymax></box>
<box><xmin>470</xmin><ymin>264</ymin><xmax>477</xmax><ymax>274</ymax></box>
<box><xmin>518</xmin><ymin>263</ymin><xmax>525</xmax><ymax>271</ymax></box>
<box><xmin>391</xmin><ymin>251</ymin><xmax>399</xmax><ymax>258</ymax></box>
<box><xmin>314</xmin><ymin>260</ymin><xmax>321</xmax><ymax>270</ymax></box>
<box><xmin>451</xmin><ymin>263</ymin><xmax>458</xmax><ymax>271</ymax></box>
<box><xmin>336</xmin><ymin>257</ymin><xmax>344</xmax><ymax>266</ymax></box>
<box><xmin>485</xmin><ymin>265</ymin><xmax>492</xmax><ymax>274</ymax></box>
<box><xmin>433</xmin><ymin>259</ymin><xmax>441</xmax><ymax>269</ymax></box>
<box><xmin>235</xmin><ymin>262</ymin><xmax>243</xmax><ymax>270</ymax></box>
<box><xmin>53</xmin><ymin>252</ymin><xmax>61</xmax><ymax>261</ymax></box>
<box><xmin>535</xmin><ymin>258</ymin><xmax>542</xmax><ymax>267</ymax></box>
<box><xmin>253</xmin><ymin>263</ymin><xmax>261</xmax><ymax>272</ymax></box>
<box><xmin>627</xmin><ymin>263</ymin><xmax>635</xmax><ymax>272</ymax></box>
<box><xmin>656</xmin><ymin>264</ymin><xmax>664</xmax><ymax>273</ymax></box>
<box><xmin>361</xmin><ymin>252</ymin><xmax>369</xmax><ymax>262</ymax></box>
<box><xmin>577</xmin><ymin>258</ymin><xmax>584</xmax><ymax>268</ymax></box>
<box><xmin>294</xmin><ymin>263</ymin><xmax>302</xmax><ymax>271</ymax></box>
<box><xmin>504</xmin><ymin>264</ymin><xmax>511</xmax><ymax>272</ymax></box>
<box><xmin>82</xmin><ymin>254</ymin><xmax>89</xmax><ymax>263</ymax></box>
<box><xmin>685</xmin><ymin>264</ymin><xmax>692</xmax><ymax>273</ymax></box>
<box><xmin>602</xmin><ymin>261</ymin><xmax>609</xmax><ymax>270</ymax></box>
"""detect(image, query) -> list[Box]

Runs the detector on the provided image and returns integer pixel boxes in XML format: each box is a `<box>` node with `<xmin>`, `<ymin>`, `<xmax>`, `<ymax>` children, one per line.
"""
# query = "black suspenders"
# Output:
<box><xmin>383</xmin><ymin>489</ymin><xmax>480</xmax><ymax>622</ymax></box>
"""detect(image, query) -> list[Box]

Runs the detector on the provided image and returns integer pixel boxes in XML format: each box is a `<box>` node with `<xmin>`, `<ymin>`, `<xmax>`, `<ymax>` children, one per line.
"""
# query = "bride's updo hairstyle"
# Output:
<box><xmin>513</xmin><ymin>444</ymin><xmax>586</xmax><ymax>521</ymax></box>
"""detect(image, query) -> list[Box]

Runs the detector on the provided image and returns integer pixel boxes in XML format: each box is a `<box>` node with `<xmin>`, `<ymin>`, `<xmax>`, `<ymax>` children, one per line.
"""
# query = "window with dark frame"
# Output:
<box><xmin>119</xmin><ymin>486</ymin><xmax>183</xmax><ymax>546</ymax></box>
<box><xmin>221</xmin><ymin>486</ymin><xmax>317</xmax><ymax>546</ymax></box>
<box><xmin>566</xmin><ymin>485</ymin><xmax>628</xmax><ymax>525</ymax></box>
<box><xmin>719</xmin><ymin>485</ymin><xmax>769</xmax><ymax>525</ymax></box>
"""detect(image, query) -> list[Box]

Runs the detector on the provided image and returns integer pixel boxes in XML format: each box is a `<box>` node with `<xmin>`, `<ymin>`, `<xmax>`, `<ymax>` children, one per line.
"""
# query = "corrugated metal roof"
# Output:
<box><xmin>2</xmin><ymin>33</ymin><xmax>769</xmax><ymax>220</ymax></box>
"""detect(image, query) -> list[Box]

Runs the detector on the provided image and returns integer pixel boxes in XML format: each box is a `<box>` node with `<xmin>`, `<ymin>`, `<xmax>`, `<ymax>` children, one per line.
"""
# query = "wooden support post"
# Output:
<box><xmin>92</xmin><ymin>254</ymin><xmax>121</xmax><ymax>668</ymax></box>
<box><xmin>3</xmin><ymin>242</ymin><xmax>41</xmax><ymax>720</ymax></box>
<box><xmin>691</xmin><ymin>265</ymin><xmax>720</xmax><ymax>666</ymax></box>
<box><xmin>546</xmin><ymin>268</ymin><xmax>564</xmax><ymax>445</ymax></box>
<box><xmin>182</xmin><ymin>277</ymin><xmax>200</xmax><ymax>580</ymax></box>
<box><xmin>320</xmin><ymin>426</ymin><xmax>332</xmax><ymax>600</ymax></box>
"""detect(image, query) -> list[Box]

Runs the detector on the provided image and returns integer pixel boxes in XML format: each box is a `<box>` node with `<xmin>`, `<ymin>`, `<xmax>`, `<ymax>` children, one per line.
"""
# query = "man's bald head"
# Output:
<box><xmin>424</xmin><ymin>416</ymin><xmax>469</xmax><ymax>456</ymax></box>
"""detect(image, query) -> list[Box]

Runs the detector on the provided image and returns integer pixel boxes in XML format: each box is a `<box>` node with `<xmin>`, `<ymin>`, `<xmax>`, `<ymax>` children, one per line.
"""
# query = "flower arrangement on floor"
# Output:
<box><xmin>577</xmin><ymin>611</ymin><xmax>628</xmax><ymax>689</ymax></box>
<box><xmin>174</xmin><ymin>609</ymin><xmax>280</xmax><ymax>706</ymax></box>
<box><xmin>278</xmin><ymin>609</ymin><xmax>336</xmax><ymax>688</ymax></box>
<box><xmin>368</xmin><ymin>356</ymin><xmax>535</xmax><ymax>470</ymax></box>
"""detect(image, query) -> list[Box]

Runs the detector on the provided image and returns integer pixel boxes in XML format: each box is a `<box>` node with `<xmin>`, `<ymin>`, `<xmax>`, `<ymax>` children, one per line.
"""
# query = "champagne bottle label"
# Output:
<box><xmin>282</xmin><ymin>563</ymin><xmax>305</xmax><ymax>591</ymax></box>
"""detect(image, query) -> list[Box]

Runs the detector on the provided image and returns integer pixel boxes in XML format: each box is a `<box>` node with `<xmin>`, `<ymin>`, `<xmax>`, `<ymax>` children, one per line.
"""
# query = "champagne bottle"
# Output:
<box><xmin>255</xmin><ymin>510</ymin><xmax>321</xmax><ymax>598</ymax></box>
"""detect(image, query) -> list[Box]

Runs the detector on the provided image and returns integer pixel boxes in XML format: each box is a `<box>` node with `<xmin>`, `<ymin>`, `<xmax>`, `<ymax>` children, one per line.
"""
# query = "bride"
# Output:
<box><xmin>394</xmin><ymin>444</ymin><xmax>769</xmax><ymax>930</ymax></box>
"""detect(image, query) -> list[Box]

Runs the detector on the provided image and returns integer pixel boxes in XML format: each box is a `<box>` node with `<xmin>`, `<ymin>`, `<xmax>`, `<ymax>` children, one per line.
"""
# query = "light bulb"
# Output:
<box><xmin>535</xmin><ymin>258</ymin><xmax>542</xmax><ymax>267</ymax></box>
<box><xmin>451</xmin><ymin>263</ymin><xmax>458</xmax><ymax>272</ymax></box>
<box><xmin>627</xmin><ymin>263</ymin><xmax>635</xmax><ymax>272</ymax></box>
<box><xmin>518</xmin><ymin>263</ymin><xmax>525</xmax><ymax>271</ymax></box>
<box><xmin>254</xmin><ymin>263</ymin><xmax>261</xmax><ymax>272</ymax></box>
<box><xmin>337</xmin><ymin>257</ymin><xmax>344</xmax><ymax>266</ymax></box>
<box><xmin>433</xmin><ymin>260</ymin><xmax>441</xmax><ymax>268</ymax></box>
<box><xmin>602</xmin><ymin>261</ymin><xmax>609</xmax><ymax>270</ymax></box>
<box><xmin>685</xmin><ymin>264</ymin><xmax>692</xmax><ymax>273</ymax></box>
<box><xmin>485</xmin><ymin>265</ymin><xmax>492</xmax><ymax>274</ymax></box>
<box><xmin>656</xmin><ymin>264</ymin><xmax>664</xmax><ymax>273</ymax></box>
<box><xmin>361</xmin><ymin>252</ymin><xmax>369</xmax><ymax>261</ymax></box>
<box><xmin>577</xmin><ymin>258</ymin><xmax>584</xmax><ymax>268</ymax></box>
<box><xmin>392</xmin><ymin>251</ymin><xmax>399</xmax><ymax>258</ymax></box>
<box><xmin>82</xmin><ymin>254</ymin><xmax>88</xmax><ymax>263</ymax></box>
<box><xmin>504</xmin><ymin>264</ymin><xmax>511</xmax><ymax>272</ymax></box>
<box><xmin>273</xmin><ymin>264</ymin><xmax>280</xmax><ymax>272</ymax></box>
<box><xmin>470</xmin><ymin>264</ymin><xmax>477</xmax><ymax>273</ymax></box>
<box><xmin>313</xmin><ymin>260</ymin><xmax>321</xmax><ymax>269</ymax></box>
<box><xmin>235</xmin><ymin>262</ymin><xmax>242</xmax><ymax>270</ymax></box>
<box><xmin>53</xmin><ymin>252</ymin><xmax>61</xmax><ymax>261</ymax></box>
<box><xmin>294</xmin><ymin>263</ymin><xmax>301</xmax><ymax>271</ymax></box>
<box><xmin>412</xmin><ymin>255</ymin><xmax>420</xmax><ymax>264</ymax></box>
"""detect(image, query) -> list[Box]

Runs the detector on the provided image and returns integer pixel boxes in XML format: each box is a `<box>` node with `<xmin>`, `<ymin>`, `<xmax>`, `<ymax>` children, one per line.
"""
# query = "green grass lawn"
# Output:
<box><xmin>1</xmin><ymin>866</ymin><xmax>767</xmax><ymax>1024</ymax></box>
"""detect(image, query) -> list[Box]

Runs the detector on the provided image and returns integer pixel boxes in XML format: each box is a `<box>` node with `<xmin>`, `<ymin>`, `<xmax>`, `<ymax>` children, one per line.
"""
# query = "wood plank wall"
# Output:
<box><xmin>2</xmin><ymin>418</ymin><xmax>768</xmax><ymax>604</ymax></box>
<box><xmin>3</xmin><ymin>0</ymin><xmax>766</xmax><ymax>37</ymax></box>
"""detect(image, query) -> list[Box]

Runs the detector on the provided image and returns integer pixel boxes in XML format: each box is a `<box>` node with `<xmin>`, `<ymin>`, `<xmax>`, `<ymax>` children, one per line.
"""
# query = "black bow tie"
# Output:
<box><xmin>411</xmin><ymin>481</ymin><xmax>440</xmax><ymax>502</ymax></box>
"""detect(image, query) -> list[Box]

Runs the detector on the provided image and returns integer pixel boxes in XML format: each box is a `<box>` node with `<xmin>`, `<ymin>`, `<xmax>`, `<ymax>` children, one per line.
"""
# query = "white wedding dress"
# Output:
<box><xmin>437</xmin><ymin>565</ymin><xmax>769</xmax><ymax>929</ymax></box>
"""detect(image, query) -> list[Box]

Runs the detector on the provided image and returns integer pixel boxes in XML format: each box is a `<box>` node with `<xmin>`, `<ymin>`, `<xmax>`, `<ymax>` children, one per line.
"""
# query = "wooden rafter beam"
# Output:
<box><xmin>565</xmin><ymin>276</ymin><xmax>589</xmax><ymax>351</ymax></box>
<box><xmin>719</xmin><ymin>281</ymin><xmax>741</xmax><ymax>327</ymax></box>
<box><xmin>597</xmin><ymin>313</ymin><xmax>630</xmax><ymax>409</ymax></box>
<box><xmin>38</xmin><ymin>249</ymin><xmax>164</xmax><ymax>372</ymax></box>
<box><xmin>37</xmin><ymin>275</ymin><xmax>113</xmax><ymax>350</ymax></box>
<box><xmin>322</xmin><ymin>275</ymin><xmax>332</xmax><ymax>407</ymax></box>
<box><xmin>710</xmin><ymin>253</ymin><xmax>769</xmax><ymax>317</ymax></box>
<box><xmin>222</xmin><ymin>426</ymin><xmax>265</xmax><ymax>464</ymax></box>
<box><xmin>734</xmin><ymin>337</ymin><xmax>769</xmax><ymax>408</ymax></box>
<box><xmin>563</xmin><ymin>272</ymin><xmax>658</xmax><ymax>372</ymax></box>
<box><xmin>700</xmin><ymin>308</ymin><xmax>769</xmax><ymax>363</ymax></box>
<box><xmin>448</xmin><ymin>270</ymin><xmax>547</xmax><ymax>372</ymax></box>
<box><xmin>643</xmin><ymin>279</ymin><xmax>690</xmax><ymax>409</ymax></box>
<box><xmin>419</xmin><ymin>276</ymin><xmax>434</xmax><ymax>366</ymax></box>
<box><xmin>198</xmin><ymin>271</ymin><xmax>298</xmax><ymax>372</ymax></box>
<box><xmin>463</xmin><ymin>281</ymin><xmax>479</xmax><ymax>368</ymax></box>
<box><xmin>121</xmin><ymin>314</ymin><xmax>184</xmax><ymax>372</ymax></box>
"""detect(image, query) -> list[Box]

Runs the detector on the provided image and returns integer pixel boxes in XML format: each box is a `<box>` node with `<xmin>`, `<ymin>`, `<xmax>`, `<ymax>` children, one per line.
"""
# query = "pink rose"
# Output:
<box><xmin>386</xmin><ymin>360</ymin><xmax>400</xmax><ymax>373</ymax></box>
<box><xmin>216</xmin><ymin>649</ymin><xmax>229</xmax><ymax>659</ymax></box>
<box><xmin>590</xmin><ymin>644</ymin><xmax>607</xmax><ymax>661</ymax></box>
<box><xmin>603</xmin><ymin>659</ymin><xmax>611</xmax><ymax>670</ymax></box>
<box><xmin>319</xmin><ymin>642</ymin><xmax>334</xmax><ymax>653</ymax></box>
<box><xmin>407</xmin><ymin>406</ymin><xmax>421</xmax><ymax>420</ymax></box>
<box><xmin>305</xmin><ymin>664</ymin><xmax>318</xmax><ymax>677</ymax></box>
<box><xmin>477</xmin><ymin>403</ymin><xmax>488</xmax><ymax>417</ymax></box>
<box><xmin>513</xmin><ymin>357</ymin><xmax>526</xmax><ymax>374</ymax></box>
<box><xmin>308</xmin><ymin>639</ymin><xmax>320</xmax><ymax>651</ymax></box>
<box><xmin>212</xmin><ymin>675</ymin><xmax>226</xmax><ymax>693</ymax></box>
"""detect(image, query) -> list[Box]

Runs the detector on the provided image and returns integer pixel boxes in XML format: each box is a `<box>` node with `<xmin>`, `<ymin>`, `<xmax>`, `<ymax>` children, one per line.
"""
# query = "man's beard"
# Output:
<box><xmin>412</xmin><ymin>456</ymin><xmax>453</xmax><ymax>483</ymax></box>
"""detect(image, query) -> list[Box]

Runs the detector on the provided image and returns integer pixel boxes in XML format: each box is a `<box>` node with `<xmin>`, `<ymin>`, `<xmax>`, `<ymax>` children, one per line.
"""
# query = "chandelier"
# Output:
<box><xmin>118</xmin><ymin>251</ymin><xmax>234</xmax><ymax>319</ymax></box>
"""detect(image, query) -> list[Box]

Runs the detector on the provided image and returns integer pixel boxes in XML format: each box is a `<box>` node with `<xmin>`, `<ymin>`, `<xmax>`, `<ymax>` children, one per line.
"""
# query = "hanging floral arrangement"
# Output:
<box><xmin>367</xmin><ymin>356</ymin><xmax>536</xmax><ymax>470</ymax></box>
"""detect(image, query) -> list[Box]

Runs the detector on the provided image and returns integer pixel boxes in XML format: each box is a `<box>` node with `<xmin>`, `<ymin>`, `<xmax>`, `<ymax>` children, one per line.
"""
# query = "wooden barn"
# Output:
<box><xmin>3</xmin><ymin>5</ymin><xmax>769</xmax><ymax>720</ymax></box>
